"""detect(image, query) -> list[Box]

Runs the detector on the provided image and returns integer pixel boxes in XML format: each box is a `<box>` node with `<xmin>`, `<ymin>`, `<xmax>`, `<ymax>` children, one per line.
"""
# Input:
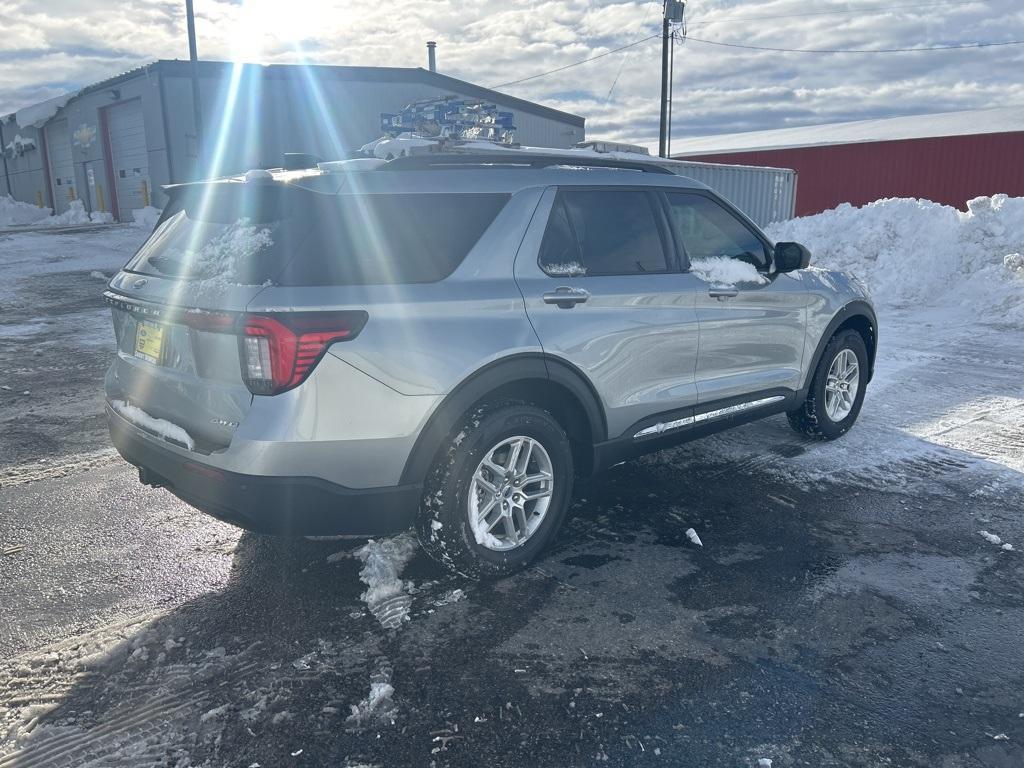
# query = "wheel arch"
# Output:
<box><xmin>399</xmin><ymin>354</ymin><xmax>607</xmax><ymax>486</ymax></box>
<box><xmin>800</xmin><ymin>300</ymin><xmax>878</xmax><ymax>399</ymax></box>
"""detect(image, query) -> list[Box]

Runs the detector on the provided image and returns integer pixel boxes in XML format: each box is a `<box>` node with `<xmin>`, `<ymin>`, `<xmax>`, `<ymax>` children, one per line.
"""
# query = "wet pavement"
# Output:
<box><xmin>2</xmin><ymin>427</ymin><xmax>1023</xmax><ymax>767</ymax></box>
<box><xmin>1</xmin><ymin>230</ymin><xmax>1023</xmax><ymax>767</ymax></box>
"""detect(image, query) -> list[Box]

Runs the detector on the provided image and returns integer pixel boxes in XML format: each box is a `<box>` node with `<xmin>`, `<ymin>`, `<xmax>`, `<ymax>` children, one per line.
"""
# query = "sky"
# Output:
<box><xmin>1</xmin><ymin>0</ymin><xmax>1022</xmax><ymax>151</ymax></box>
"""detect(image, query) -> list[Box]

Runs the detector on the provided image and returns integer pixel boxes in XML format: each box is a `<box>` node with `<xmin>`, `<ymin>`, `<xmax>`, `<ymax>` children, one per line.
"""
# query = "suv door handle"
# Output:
<box><xmin>543</xmin><ymin>286</ymin><xmax>590</xmax><ymax>308</ymax></box>
<box><xmin>708</xmin><ymin>287</ymin><xmax>739</xmax><ymax>299</ymax></box>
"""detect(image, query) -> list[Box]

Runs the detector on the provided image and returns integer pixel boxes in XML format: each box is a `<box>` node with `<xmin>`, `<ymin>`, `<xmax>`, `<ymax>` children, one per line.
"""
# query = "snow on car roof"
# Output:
<box><xmin>675</xmin><ymin>104</ymin><xmax>1024</xmax><ymax>156</ymax></box>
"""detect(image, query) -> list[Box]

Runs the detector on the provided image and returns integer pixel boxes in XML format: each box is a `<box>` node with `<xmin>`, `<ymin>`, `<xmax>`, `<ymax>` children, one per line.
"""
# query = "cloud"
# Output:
<box><xmin>0</xmin><ymin>0</ymin><xmax>1021</xmax><ymax>150</ymax></box>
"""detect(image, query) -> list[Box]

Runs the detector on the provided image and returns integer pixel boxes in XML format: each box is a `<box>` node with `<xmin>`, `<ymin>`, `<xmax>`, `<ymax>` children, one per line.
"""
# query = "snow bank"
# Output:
<box><xmin>766</xmin><ymin>195</ymin><xmax>1024</xmax><ymax>324</ymax></box>
<box><xmin>0</xmin><ymin>195</ymin><xmax>50</xmax><ymax>227</ymax></box>
<box><xmin>0</xmin><ymin>197</ymin><xmax>114</xmax><ymax>229</ymax></box>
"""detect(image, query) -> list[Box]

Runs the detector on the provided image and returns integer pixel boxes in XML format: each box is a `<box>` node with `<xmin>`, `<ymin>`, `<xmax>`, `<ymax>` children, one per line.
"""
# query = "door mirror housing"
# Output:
<box><xmin>773</xmin><ymin>241</ymin><xmax>811</xmax><ymax>273</ymax></box>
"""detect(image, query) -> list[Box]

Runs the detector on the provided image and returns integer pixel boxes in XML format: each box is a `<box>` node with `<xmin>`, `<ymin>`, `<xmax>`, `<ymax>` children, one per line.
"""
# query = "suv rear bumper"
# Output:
<box><xmin>107</xmin><ymin>405</ymin><xmax>420</xmax><ymax>536</ymax></box>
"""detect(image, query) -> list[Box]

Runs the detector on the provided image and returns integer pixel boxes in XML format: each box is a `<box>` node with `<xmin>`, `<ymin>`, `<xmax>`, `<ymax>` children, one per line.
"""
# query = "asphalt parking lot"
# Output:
<box><xmin>1</xmin><ymin>227</ymin><xmax>1023</xmax><ymax>767</ymax></box>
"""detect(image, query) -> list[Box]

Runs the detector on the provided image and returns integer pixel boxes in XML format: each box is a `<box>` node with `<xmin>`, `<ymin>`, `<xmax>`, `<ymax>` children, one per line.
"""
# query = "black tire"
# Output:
<box><xmin>787</xmin><ymin>329</ymin><xmax>869</xmax><ymax>440</ymax></box>
<box><xmin>416</xmin><ymin>401</ymin><xmax>574</xmax><ymax>579</ymax></box>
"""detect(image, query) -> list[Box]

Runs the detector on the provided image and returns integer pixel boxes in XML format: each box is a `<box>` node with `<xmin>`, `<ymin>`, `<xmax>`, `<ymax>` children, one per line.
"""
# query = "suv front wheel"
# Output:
<box><xmin>416</xmin><ymin>402</ymin><xmax>574</xmax><ymax>578</ymax></box>
<box><xmin>787</xmin><ymin>329</ymin><xmax>868</xmax><ymax>440</ymax></box>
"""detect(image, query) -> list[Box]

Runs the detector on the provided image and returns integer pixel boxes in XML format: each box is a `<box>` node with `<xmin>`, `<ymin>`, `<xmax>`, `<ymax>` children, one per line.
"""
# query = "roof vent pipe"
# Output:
<box><xmin>427</xmin><ymin>41</ymin><xmax>437</xmax><ymax>72</ymax></box>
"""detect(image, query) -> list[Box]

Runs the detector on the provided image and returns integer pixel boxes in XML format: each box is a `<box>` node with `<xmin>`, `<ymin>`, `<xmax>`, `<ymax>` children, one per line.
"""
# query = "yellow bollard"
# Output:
<box><xmin>141</xmin><ymin>179</ymin><xmax>150</xmax><ymax>208</ymax></box>
<box><xmin>96</xmin><ymin>185</ymin><xmax>106</xmax><ymax>213</ymax></box>
<box><xmin>36</xmin><ymin>191</ymin><xmax>43</xmax><ymax>208</ymax></box>
<box><xmin>69</xmin><ymin>186</ymin><xmax>76</xmax><ymax>201</ymax></box>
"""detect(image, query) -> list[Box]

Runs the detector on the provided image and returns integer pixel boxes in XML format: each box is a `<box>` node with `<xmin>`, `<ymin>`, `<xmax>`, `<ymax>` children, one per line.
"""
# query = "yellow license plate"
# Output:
<box><xmin>134</xmin><ymin>320</ymin><xmax>165</xmax><ymax>363</ymax></box>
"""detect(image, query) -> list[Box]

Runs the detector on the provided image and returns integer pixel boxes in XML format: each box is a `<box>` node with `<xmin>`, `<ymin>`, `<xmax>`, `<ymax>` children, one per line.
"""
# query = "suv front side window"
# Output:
<box><xmin>539</xmin><ymin>189</ymin><xmax>669</xmax><ymax>277</ymax></box>
<box><xmin>665</xmin><ymin>192</ymin><xmax>769</xmax><ymax>270</ymax></box>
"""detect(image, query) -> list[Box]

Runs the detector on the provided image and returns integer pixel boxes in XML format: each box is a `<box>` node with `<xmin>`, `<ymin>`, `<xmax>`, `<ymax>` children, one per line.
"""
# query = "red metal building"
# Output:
<box><xmin>673</xmin><ymin>106</ymin><xmax>1024</xmax><ymax>217</ymax></box>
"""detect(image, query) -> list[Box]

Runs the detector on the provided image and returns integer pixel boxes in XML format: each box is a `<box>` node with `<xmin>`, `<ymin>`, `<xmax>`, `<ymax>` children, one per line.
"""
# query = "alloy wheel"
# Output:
<box><xmin>468</xmin><ymin>436</ymin><xmax>554</xmax><ymax>551</ymax></box>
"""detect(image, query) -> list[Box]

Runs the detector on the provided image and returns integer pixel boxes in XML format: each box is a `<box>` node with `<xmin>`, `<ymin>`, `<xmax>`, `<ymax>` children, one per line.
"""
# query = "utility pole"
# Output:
<box><xmin>659</xmin><ymin>13</ymin><xmax>670</xmax><ymax>158</ymax></box>
<box><xmin>186</xmin><ymin>0</ymin><xmax>204</xmax><ymax>158</ymax></box>
<box><xmin>659</xmin><ymin>1</ymin><xmax>684</xmax><ymax>158</ymax></box>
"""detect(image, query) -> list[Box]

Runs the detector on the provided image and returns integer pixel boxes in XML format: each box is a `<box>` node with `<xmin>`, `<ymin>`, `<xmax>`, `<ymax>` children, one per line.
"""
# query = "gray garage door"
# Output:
<box><xmin>45</xmin><ymin>120</ymin><xmax>76</xmax><ymax>215</ymax></box>
<box><xmin>106</xmin><ymin>99</ymin><xmax>149</xmax><ymax>221</ymax></box>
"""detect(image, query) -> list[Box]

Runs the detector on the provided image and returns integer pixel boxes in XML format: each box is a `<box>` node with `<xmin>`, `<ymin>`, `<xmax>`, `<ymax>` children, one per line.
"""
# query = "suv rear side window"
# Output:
<box><xmin>539</xmin><ymin>190</ymin><xmax>669</xmax><ymax>276</ymax></box>
<box><xmin>127</xmin><ymin>189</ymin><xmax>509</xmax><ymax>287</ymax></box>
<box><xmin>665</xmin><ymin>192</ymin><xmax>769</xmax><ymax>269</ymax></box>
<box><xmin>283</xmin><ymin>193</ymin><xmax>509</xmax><ymax>286</ymax></box>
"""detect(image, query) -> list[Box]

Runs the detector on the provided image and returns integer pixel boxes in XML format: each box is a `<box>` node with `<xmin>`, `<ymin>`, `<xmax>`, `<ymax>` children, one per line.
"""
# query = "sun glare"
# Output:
<box><xmin>231</xmin><ymin>0</ymin><xmax>339</xmax><ymax>60</ymax></box>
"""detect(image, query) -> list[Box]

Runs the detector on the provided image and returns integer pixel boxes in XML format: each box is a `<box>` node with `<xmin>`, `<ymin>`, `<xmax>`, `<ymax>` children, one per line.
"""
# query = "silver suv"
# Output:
<box><xmin>103</xmin><ymin>152</ymin><xmax>876</xmax><ymax>577</ymax></box>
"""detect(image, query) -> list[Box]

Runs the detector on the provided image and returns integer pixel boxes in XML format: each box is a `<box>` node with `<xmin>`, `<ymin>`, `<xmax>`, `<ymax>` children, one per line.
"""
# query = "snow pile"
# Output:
<box><xmin>0</xmin><ymin>194</ymin><xmax>50</xmax><ymax>227</ymax></box>
<box><xmin>353</xmin><ymin>533</ymin><xmax>419</xmax><ymax>629</ymax></box>
<box><xmin>1</xmin><ymin>197</ymin><xmax>114</xmax><ymax>229</ymax></box>
<box><xmin>766</xmin><ymin>195</ymin><xmax>1024</xmax><ymax>324</ymax></box>
<box><xmin>110</xmin><ymin>399</ymin><xmax>195</xmax><ymax>450</ymax></box>
<box><xmin>689</xmin><ymin>256</ymin><xmax>768</xmax><ymax>287</ymax></box>
<box><xmin>132</xmin><ymin>206</ymin><xmax>161</xmax><ymax>230</ymax></box>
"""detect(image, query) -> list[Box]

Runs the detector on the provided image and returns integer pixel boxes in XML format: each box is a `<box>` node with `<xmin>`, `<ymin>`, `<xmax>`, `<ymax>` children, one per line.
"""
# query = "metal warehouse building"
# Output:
<box><xmin>673</xmin><ymin>106</ymin><xmax>1024</xmax><ymax>217</ymax></box>
<box><xmin>0</xmin><ymin>60</ymin><xmax>585</xmax><ymax>221</ymax></box>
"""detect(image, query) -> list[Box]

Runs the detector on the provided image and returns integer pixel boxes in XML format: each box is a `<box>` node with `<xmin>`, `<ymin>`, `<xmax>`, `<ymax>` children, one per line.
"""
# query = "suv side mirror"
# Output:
<box><xmin>773</xmin><ymin>241</ymin><xmax>811</xmax><ymax>273</ymax></box>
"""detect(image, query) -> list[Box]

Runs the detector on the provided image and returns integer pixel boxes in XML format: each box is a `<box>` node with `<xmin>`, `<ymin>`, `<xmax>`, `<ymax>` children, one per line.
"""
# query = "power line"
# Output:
<box><xmin>687</xmin><ymin>0</ymin><xmax>990</xmax><ymax>28</ymax></box>
<box><xmin>684</xmin><ymin>35</ymin><xmax>1024</xmax><ymax>54</ymax></box>
<box><xmin>489</xmin><ymin>35</ymin><xmax>659</xmax><ymax>89</ymax></box>
<box><xmin>489</xmin><ymin>0</ymin><xmax>1008</xmax><ymax>91</ymax></box>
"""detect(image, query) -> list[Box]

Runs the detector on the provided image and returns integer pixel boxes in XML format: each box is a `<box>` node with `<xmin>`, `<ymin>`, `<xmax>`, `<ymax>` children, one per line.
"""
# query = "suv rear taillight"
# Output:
<box><xmin>240</xmin><ymin>311</ymin><xmax>368</xmax><ymax>395</ymax></box>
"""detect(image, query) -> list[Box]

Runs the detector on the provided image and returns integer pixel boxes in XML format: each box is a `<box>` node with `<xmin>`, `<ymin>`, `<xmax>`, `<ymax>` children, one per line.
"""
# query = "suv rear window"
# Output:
<box><xmin>127</xmin><ymin>188</ymin><xmax>509</xmax><ymax>287</ymax></box>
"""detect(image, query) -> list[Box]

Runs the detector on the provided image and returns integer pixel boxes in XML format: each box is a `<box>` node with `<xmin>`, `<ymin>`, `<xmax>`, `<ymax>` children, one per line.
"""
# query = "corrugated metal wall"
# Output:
<box><xmin>680</xmin><ymin>132</ymin><xmax>1024</xmax><ymax>217</ymax></box>
<box><xmin>160</xmin><ymin>65</ymin><xmax>585</xmax><ymax>192</ymax></box>
<box><xmin>669</xmin><ymin>159</ymin><xmax>796</xmax><ymax>227</ymax></box>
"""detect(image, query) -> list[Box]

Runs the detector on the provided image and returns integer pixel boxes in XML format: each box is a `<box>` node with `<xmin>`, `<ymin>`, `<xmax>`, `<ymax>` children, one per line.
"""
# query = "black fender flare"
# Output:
<box><xmin>799</xmin><ymin>300</ymin><xmax>878</xmax><ymax>400</ymax></box>
<box><xmin>399</xmin><ymin>353</ymin><xmax>606</xmax><ymax>486</ymax></box>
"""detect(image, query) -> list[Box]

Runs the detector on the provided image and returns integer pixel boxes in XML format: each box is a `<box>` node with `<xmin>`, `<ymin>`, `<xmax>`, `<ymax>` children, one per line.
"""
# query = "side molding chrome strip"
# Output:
<box><xmin>633</xmin><ymin>395</ymin><xmax>785</xmax><ymax>441</ymax></box>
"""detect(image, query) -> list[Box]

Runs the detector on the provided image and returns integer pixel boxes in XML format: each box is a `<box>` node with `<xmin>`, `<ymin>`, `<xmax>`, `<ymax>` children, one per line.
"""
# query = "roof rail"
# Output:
<box><xmin>379</xmin><ymin>152</ymin><xmax>674</xmax><ymax>175</ymax></box>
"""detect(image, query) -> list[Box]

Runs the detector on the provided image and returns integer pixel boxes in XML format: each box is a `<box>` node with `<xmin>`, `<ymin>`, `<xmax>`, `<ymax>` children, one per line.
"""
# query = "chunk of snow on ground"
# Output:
<box><xmin>131</xmin><ymin>206</ymin><xmax>161</xmax><ymax>230</ymax></box>
<box><xmin>0</xmin><ymin>194</ymin><xmax>51</xmax><ymax>227</ymax></box>
<box><xmin>1002</xmin><ymin>543</ymin><xmax>1014</xmax><ymax>551</ymax></box>
<box><xmin>689</xmin><ymin>256</ymin><xmax>767</xmax><ymax>286</ymax></box>
<box><xmin>110</xmin><ymin>399</ymin><xmax>195</xmax><ymax>451</ymax></box>
<box><xmin>200</xmin><ymin>704</ymin><xmax>229</xmax><ymax>722</ymax></box>
<box><xmin>89</xmin><ymin>270</ymin><xmax>107</xmax><ymax>280</ymax></box>
<box><xmin>758</xmin><ymin>759</ymin><xmax>773</xmax><ymax>768</ymax></box>
<box><xmin>685</xmin><ymin>528</ymin><xmax>703</xmax><ymax>547</ymax></box>
<box><xmin>354</xmin><ymin>533</ymin><xmax>418</xmax><ymax>629</ymax></box>
<box><xmin>978</xmin><ymin>530</ymin><xmax>1002</xmax><ymax>545</ymax></box>
<box><xmin>89</xmin><ymin>210</ymin><xmax>114</xmax><ymax>224</ymax></box>
<box><xmin>766</xmin><ymin>195</ymin><xmax>1024</xmax><ymax>326</ymax></box>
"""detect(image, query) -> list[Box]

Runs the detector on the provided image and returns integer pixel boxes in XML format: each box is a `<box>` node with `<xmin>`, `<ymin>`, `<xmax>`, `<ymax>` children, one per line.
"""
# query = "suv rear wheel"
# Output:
<box><xmin>787</xmin><ymin>329</ymin><xmax>868</xmax><ymax>440</ymax></box>
<box><xmin>416</xmin><ymin>402</ymin><xmax>573</xmax><ymax>578</ymax></box>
